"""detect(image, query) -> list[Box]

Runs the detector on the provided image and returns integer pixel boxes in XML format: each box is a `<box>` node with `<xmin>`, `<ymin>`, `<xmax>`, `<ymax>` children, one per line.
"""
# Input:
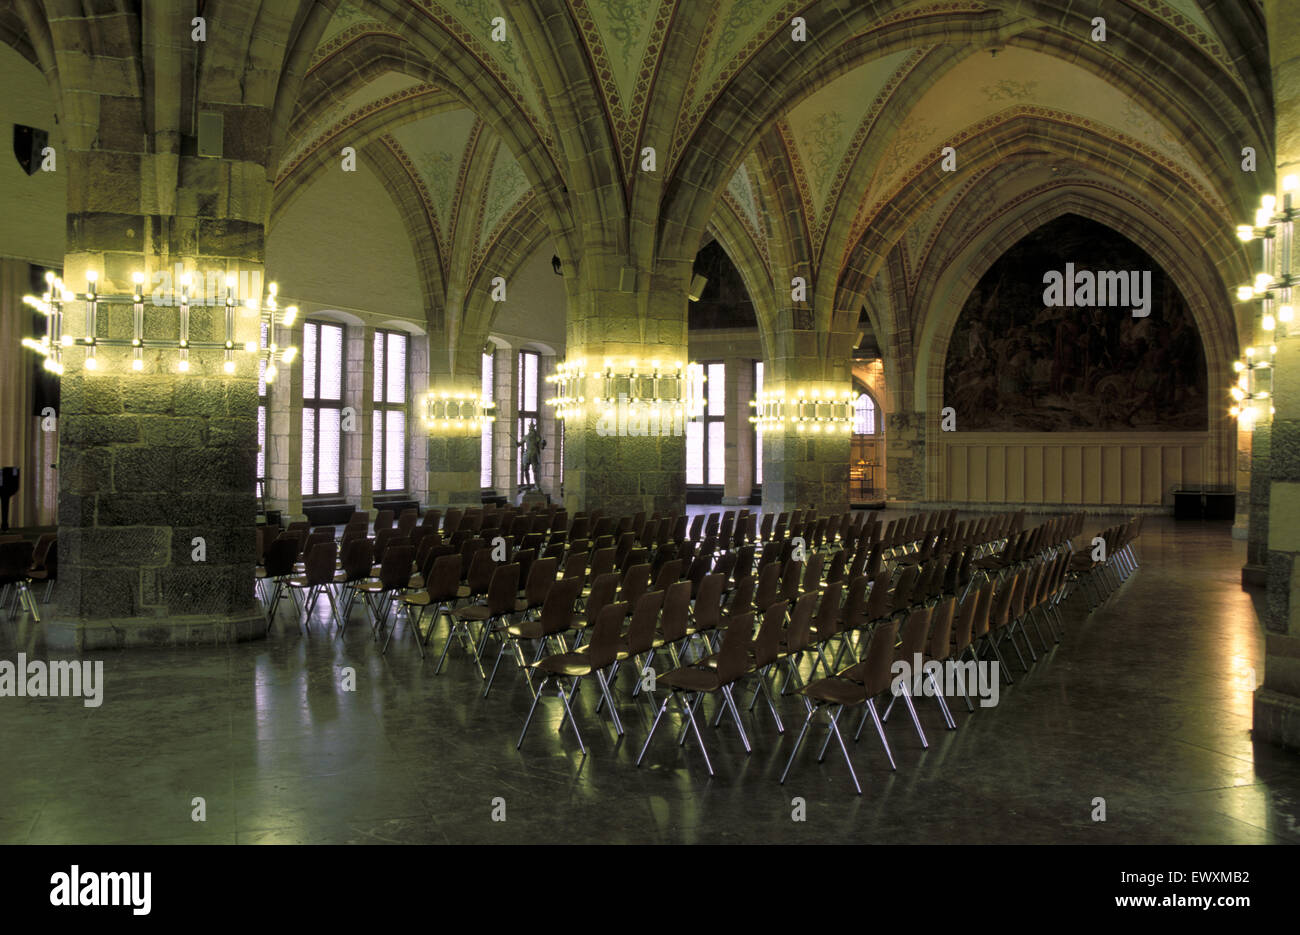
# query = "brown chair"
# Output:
<box><xmin>349</xmin><ymin>544</ymin><xmax>414</xmax><ymax>639</ymax></box>
<box><xmin>335</xmin><ymin>537</ymin><xmax>374</xmax><ymax>627</ymax></box>
<box><xmin>518</xmin><ymin>600</ymin><xmax>630</xmax><ymax>753</ymax></box>
<box><xmin>781</xmin><ymin>617</ymin><xmax>902</xmax><ymax>795</ymax></box>
<box><xmin>257</xmin><ymin>537</ymin><xmax>298</xmax><ymax>627</ymax></box>
<box><xmin>485</xmin><ymin>576</ymin><xmax>582</xmax><ymax>698</ymax></box>
<box><xmin>397</xmin><ymin>552</ymin><xmax>461</xmax><ymax>661</ymax></box>
<box><xmin>636</xmin><ymin>610</ymin><xmax>755</xmax><ymax>775</ymax></box>
<box><xmin>286</xmin><ymin>541</ymin><xmax>340</xmax><ymax>632</ymax></box>
<box><xmin>450</xmin><ymin>562</ymin><xmax>520</xmax><ymax>679</ymax></box>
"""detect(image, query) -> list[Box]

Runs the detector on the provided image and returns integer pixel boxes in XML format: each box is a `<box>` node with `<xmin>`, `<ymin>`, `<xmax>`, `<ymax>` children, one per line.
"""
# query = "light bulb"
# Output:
<box><xmin>1281</xmin><ymin>305</ymin><xmax>1295</xmax><ymax>323</ymax></box>
<box><xmin>86</xmin><ymin>270</ymin><xmax>98</xmax><ymax>283</ymax></box>
<box><xmin>1285</xmin><ymin>175</ymin><xmax>1299</xmax><ymax>192</ymax></box>
<box><xmin>1263</xmin><ymin>314</ymin><xmax>1276</xmax><ymax>331</ymax></box>
<box><xmin>1262</xmin><ymin>195</ymin><xmax>1276</xmax><ymax>213</ymax></box>
<box><xmin>282</xmin><ymin>346</ymin><xmax>298</xmax><ymax>363</ymax></box>
<box><xmin>1231</xmin><ymin>386</ymin><xmax>1245</xmax><ymax>401</ymax></box>
<box><xmin>1234</xmin><ymin>360</ymin><xmax>1245</xmax><ymax>372</ymax></box>
<box><xmin>265</xmin><ymin>365</ymin><xmax>278</xmax><ymax>383</ymax></box>
<box><xmin>84</xmin><ymin>356</ymin><xmax>98</xmax><ymax>371</ymax></box>
<box><xmin>1256</xmin><ymin>208</ymin><xmax>1271</xmax><ymax>227</ymax></box>
<box><xmin>244</xmin><ymin>340</ymin><xmax>258</xmax><ymax>353</ymax></box>
<box><xmin>1237</xmin><ymin>225</ymin><xmax>1255</xmax><ymax>242</ymax></box>
<box><xmin>132</xmin><ymin>271</ymin><xmax>145</xmax><ymax>285</ymax></box>
<box><xmin>1255</xmin><ymin>273</ymin><xmax>1271</xmax><ymax>292</ymax></box>
<box><xmin>178</xmin><ymin>359</ymin><xmax>190</xmax><ymax>373</ymax></box>
<box><xmin>132</xmin><ymin>358</ymin><xmax>143</xmax><ymax>372</ymax></box>
<box><xmin>283</xmin><ymin>305</ymin><xmax>298</xmax><ymax>326</ymax></box>
<box><xmin>223</xmin><ymin>359</ymin><xmax>236</xmax><ymax>374</ymax></box>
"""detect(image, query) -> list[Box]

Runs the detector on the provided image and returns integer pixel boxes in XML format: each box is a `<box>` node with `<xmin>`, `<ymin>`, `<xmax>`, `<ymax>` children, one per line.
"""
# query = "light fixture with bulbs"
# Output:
<box><xmin>749</xmin><ymin>386</ymin><xmax>857</xmax><ymax>434</ymax></box>
<box><xmin>420</xmin><ymin>391</ymin><xmax>495</xmax><ymax>434</ymax></box>
<box><xmin>1228</xmin><ymin>344</ymin><xmax>1277</xmax><ymax>427</ymax></box>
<box><xmin>20</xmin><ymin>270</ymin><xmax>298</xmax><ymax>379</ymax></box>
<box><xmin>545</xmin><ymin>357</ymin><xmax>704</xmax><ymax>421</ymax></box>
<box><xmin>1235</xmin><ymin>175</ymin><xmax>1296</xmax><ymax>340</ymax></box>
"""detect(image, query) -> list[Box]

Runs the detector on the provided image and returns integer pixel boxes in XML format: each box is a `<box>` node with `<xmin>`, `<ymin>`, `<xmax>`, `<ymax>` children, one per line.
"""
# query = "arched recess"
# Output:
<box><xmin>920</xmin><ymin>200</ymin><xmax>1237</xmax><ymax>505</ymax></box>
<box><xmin>658</xmin><ymin>0</ymin><xmax>1266</xmax><ymax>271</ymax></box>
<box><xmin>705</xmin><ymin>201</ymin><xmax>778</xmax><ymax>368</ymax></box>
<box><xmin>832</xmin><ymin>110</ymin><xmax>1245</xmax><ymax>326</ymax></box>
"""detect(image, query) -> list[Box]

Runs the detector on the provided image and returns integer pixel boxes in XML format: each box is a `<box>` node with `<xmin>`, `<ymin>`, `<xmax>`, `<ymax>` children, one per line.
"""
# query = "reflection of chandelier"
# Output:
<box><xmin>1232</xmin><ymin>175</ymin><xmax>1296</xmax><ymax>425</ymax></box>
<box><xmin>21</xmin><ymin>270</ymin><xmax>298</xmax><ymax>379</ymax></box>
<box><xmin>749</xmin><ymin>386</ymin><xmax>855</xmax><ymax>434</ymax></box>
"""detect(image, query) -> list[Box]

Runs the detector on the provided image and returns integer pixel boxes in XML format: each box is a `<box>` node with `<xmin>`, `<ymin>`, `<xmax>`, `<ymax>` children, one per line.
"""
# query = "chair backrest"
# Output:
<box><xmin>950</xmin><ymin>588</ymin><xmax>979</xmax><ymax>656</ymax></box>
<box><xmin>588</xmin><ymin>546</ymin><xmax>616</xmax><ymax>580</ymax></box>
<box><xmin>990</xmin><ymin>572</ymin><xmax>1018</xmax><ymax>630</ymax></box>
<box><xmin>785</xmin><ymin>591</ymin><xmax>820</xmax><ymax>654</ymax></box>
<box><xmin>860</xmin><ymin>618</ymin><xmax>902</xmax><ymax>697</ymax></box>
<box><xmin>0</xmin><ymin>540</ymin><xmax>36</xmax><ymax>583</ymax></box>
<box><xmin>653</xmin><ymin>579</ymin><xmax>689</xmax><ymax>643</ymax></box>
<box><xmin>485</xmin><ymin>562</ymin><xmax>521</xmax><ymax>615</ymax></box>
<box><xmin>427</xmin><ymin>554</ymin><xmax>462</xmax><ymax>602</ymax></box>
<box><xmin>523</xmin><ymin>557</ymin><xmax>558</xmax><ymax>607</ymax></box>
<box><xmin>374</xmin><ymin>509</ymin><xmax>395</xmax><ymax>532</ymax></box>
<box><xmin>304</xmin><ymin>541</ymin><xmax>337</xmax><ymax>586</ymax></box>
<box><xmin>339</xmin><ymin>537</ymin><xmax>372</xmax><ymax>582</ymax></box>
<box><xmin>537</xmin><ymin>576</ymin><xmax>581</xmax><ymax>636</ymax></box>
<box><xmin>620</xmin><ymin>562</ymin><xmax>651</xmax><ymax>608</ymax></box>
<box><xmin>715</xmin><ymin>613</ymin><xmax>754</xmax><ymax>684</ymax></box>
<box><xmin>562</xmin><ymin>551</ymin><xmax>588</xmax><ymax>586</ymax></box>
<box><xmin>752</xmin><ymin>601</ymin><xmax>787</xmax><ymax>667</ymax></box>
<box><xmin>754</xmin><ymin>562</ymin><xmax>781</xmax><ymax>610</ymax></box>
<box><xmin>825</xmin><ymin>549</ymin><xmax>847</xmax><ymax>584</ymax></box>
<box><xmin>31</xmin><ymin>532</ymin><xmax>56</xmax><ymax>567</ymax></box>
<box><xmin>652</xmin><ymin>557</ymin><xmax>683</xmax><ymax>592</ymax></box>
<box><xmin>926</xmin><ymin>596</ymin><xmax>957</xmax><ymax>661</ymax></box>
<box><xmin>465</xmin><ymin>548</ymin><xmax>496</xmax><ymax>594</ymax></box>
<box><xmin>379</xmin><ymin>545</ymin><xmax>415</xmax><ymax>590</ymax></box>
<box><xmin>626</xmin><ymin>589</ymin><xmax>666</xmax><ymax>655</ymax></box>
<box><xmin>726</xmin><ymin>574</ymin><xmax>754</xmax><ymax>615</ymax></box>
<box><xmin>860</xmin><ymin>569</ymin><xmax>893</xmax><ymax>623</ymax></box>
<box><xmin>711</xmin><ymin>551</ymin><xmax>737</xmax><ymax>583</ymax></box>
<box><xmin>897</xmin><ymin>605</ymin><xmax>932</xmax><ymax>660</ymax></box>
<box><xmin>812</xmin><ymin>579</ymin><xmax>843</xmax><ymax>637</ymax></box>
<box><xmin>264</xmin><ymin>537</ymin><xmax>298</xmax><ymax>577</ymax></box>
<box><xmin>889</xmin><ymin>565</ymin><xmax>921</xmax><ymax>614</ymax></box>
<box><xmin>779</xmin><ymin>559</ymin><xmax>802</xmax><ymax>603</ymax></box>
<box><xmin>693</xmin><ymin>573</ymin><xmax>726</xmax><ymax>629</ymax></box>
<box><xmin>587</xmin><ymin>601</ymin><xmax>630</xmax><ymax>669</ymax></box>
<box><xmin>801</xmin><ymin>552</ymin><xmax>824</xmax><ymax>593</ymax></box>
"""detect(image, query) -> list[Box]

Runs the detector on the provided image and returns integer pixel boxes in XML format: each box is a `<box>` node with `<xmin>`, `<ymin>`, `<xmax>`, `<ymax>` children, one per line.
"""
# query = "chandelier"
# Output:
<box><xmin>21</xmin><ymin>270</ymin><xmax>298</xmax><ymax>380</ymax></box>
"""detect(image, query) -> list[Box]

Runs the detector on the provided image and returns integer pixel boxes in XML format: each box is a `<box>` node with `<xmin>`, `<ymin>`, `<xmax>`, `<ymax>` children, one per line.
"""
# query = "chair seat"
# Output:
<box><xmin>506</xmin><ymin>619</ymin><xmax>551</xmax><ymax>640</ymax></box>
<box><xmin>660</xmin><ymin>666</ymin><xmax>722</xmax><ymax>693</ymax></box>
<box><xmin>530</xmin><ymin>653</ymin><xmax>592</xmax><ymax>677</ymax></box>
<box><xmin>801</xmin><ymin>677</ymin><xmax>867</xmax><ymax>706</ymax></box>
<box><xmin>401</xmin><ymin>592</ymin><xmax>433</xmax><ymax>607</ymax></box>
<box><xmin>455</xmin><ymin>605</ymin><xmax>491</xmax><ymax>621</ymax></box>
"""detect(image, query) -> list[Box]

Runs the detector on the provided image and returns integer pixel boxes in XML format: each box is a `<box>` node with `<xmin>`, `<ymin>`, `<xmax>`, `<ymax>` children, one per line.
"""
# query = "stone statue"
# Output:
<box><xmin>518</xmin><ymin>420</ymin><xmax>546</xmax><ymax>489</ymax></box>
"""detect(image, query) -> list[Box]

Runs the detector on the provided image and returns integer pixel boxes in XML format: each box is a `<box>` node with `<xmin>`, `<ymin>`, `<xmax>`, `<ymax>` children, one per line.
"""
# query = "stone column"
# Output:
<box><xmin>344</xmin><ymin>324</ymin><xmax>373</xmax><ymax>516</ymax></box>
<box><xmin>723</xmin><ymin>357</ymin><xmax>754</xmax><ymax>505</ymax></box>
<box><xmin>1255</xmin><ymin>0</ymin><xmax>1300</xmax><ymax>750</ymax></box>
<box><xmin>425</xmin><ymin>339</ymin><xmax>482</xmax><ymax>508</ymax></box>
<box><xmin>561</xmin><ymin>259</ymin><xmax>688</xmax><ymax>515</ymax></box>
<box><xmin>1243</xmin><ymin>423</ymin><xmax>1270</xmax><ymax>586</ymax></box>
<box><xmin>266</xmin><ymin>319</ymin><xmax>303</xmax><ymax>523</ymax></box>
<box><xmin>408</xmin><ymin>334</ymin><xmax>429</xmax><ymax>507</ymax></box>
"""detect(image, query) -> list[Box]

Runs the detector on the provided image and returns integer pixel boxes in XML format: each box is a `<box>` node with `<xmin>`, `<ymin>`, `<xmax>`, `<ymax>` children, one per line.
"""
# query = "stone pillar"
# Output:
<box><xmin>1254</xmin><ymin>0</ymin><xmax>1300</xmax><ymax>750</ymax></box>
<box><xmin>266</xmin><ymin>319</ymin><xmax>303</xmax><ymax>523</ymax></box>
<box><xmin>344</xmin><ymin>324</ymin><xmax>374</xmax><ymax>516</ymax></box>
<box><xmin>886</xmin><ymin>410</ymin><xmax>926</xmax><ymax>502</ymax></box>
<box><xmin>425</xmin><ymin>341</ymin><xmax>483</xmax><ymax>508</ymax></box>
<box><xmin>1244</xmin><ymin>423</ymin><xmax>1271</xmax><ymax>586</ymax></box>
<box><xmin>409</xmin><ymin>334</ymin><xmax>429</xmax><ymax>507</ymax></box>
<box><xmin>561</xmin><ymin>259</ymin><xmax>688</xmax><ymax>515</ymax></box>
<box><xmin>722</xmin><ymin>356</ymin><xmax>753</xmax><ymax>504</ymax></box>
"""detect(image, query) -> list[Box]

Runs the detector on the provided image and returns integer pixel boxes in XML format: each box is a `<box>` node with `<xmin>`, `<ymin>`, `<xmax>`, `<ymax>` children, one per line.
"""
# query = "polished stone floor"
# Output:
<box><xmin>2</xmin><ymin>513</ymin><xmax>1298</xmax><ymax>844</ymax></box>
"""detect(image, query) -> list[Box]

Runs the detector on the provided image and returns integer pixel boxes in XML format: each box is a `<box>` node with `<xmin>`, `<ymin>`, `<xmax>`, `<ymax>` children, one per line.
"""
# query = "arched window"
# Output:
<box><xmin>853</xmin><ymin>392</ymin><xmax>876</xmax><ymax>435</ymax></box>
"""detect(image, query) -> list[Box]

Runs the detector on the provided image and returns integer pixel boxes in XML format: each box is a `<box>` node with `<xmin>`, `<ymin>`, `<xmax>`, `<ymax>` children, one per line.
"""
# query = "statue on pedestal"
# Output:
<box><xmin>517</xmin><ymin>420</ymin><xmax>546</xmax><ymax>491</ymax></box>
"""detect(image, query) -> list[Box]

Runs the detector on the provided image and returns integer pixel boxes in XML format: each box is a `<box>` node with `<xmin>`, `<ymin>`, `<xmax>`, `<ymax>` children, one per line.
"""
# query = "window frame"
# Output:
<box><xmin>372</xmin><ymin>328</ymin><xmax>409</xmax><ymax>494</ymax></box>
<box><xmin>481</xmin><ymin>348</ymin><xmax>495</xmax><ymax>489</ymax></box>
<box><xmin>517</xmin><ymin>350</ymin><xmax>540</xmax><ymax>486</ymax></box>
<box><xmin>301</xmin><ymin>318</ymin><xmax>346</xmax><ymax>500</ymax></box>
<box><xmin>687</xmin><ymin>359</ymin><xmax>725</xmax><ymax>488</ymax></box>
<box><xmin>853</xmin><ymin>389</ymin><xmax>879</xmax><ymax>437</ymax></box>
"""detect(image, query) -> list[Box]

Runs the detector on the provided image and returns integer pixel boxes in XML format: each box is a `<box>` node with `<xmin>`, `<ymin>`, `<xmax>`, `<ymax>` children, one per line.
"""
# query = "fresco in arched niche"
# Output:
<box><xmin>943</xmin><ymin>214</ymin><xmax>1207</xmax><ymax>431</ymax></box>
